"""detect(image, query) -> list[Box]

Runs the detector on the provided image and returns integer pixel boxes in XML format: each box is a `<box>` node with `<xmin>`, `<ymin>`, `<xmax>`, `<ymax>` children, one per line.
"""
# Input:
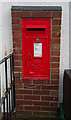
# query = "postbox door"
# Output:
<box><xmin>24</xmin><ymin>37</ymin><xmax>50</xmax><ymax>78</ymax></box>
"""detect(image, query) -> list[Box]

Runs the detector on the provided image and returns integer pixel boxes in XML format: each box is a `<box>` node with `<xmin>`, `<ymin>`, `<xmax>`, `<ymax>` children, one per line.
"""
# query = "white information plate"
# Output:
<box><xmin>34</xmin><ymin>43</ymin><xmax>42</xmax><ymax>57</ymax></box>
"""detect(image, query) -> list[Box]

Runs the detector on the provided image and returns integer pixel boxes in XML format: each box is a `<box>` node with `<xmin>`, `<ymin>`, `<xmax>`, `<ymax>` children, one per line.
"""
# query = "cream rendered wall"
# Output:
<box><xmin>0</xmin><ymin>1</ymin><xmax>69</xmax><ymax>108</ymax></box>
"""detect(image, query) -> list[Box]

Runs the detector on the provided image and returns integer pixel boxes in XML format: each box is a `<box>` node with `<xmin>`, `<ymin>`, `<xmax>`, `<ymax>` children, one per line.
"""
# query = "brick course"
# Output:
<box><xmin>11</xmin><ymin>7</ymin><xmax>62</xmax><ymax>119</ymax></box>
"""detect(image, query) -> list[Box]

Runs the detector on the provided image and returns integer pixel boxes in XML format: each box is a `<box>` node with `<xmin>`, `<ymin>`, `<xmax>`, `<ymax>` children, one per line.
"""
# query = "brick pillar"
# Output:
<box><xmin>11</xmin><ymin>6</ymin><xmax>62</xmax><ymax>119</ymax></box>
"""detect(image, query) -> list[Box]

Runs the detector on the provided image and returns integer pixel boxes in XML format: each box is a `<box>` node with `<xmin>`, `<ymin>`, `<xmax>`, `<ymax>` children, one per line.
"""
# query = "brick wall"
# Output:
<box><xmin>11</xmin><ymin>6</ymin><xmax>62</xmax><ymax>119</ymax></box>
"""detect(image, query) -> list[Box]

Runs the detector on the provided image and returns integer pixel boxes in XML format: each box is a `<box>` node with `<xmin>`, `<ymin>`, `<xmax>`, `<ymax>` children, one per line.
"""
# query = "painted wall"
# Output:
<box><xmin>0</xmin><ymin>1</ymin><xmax>69</xmax><ymax>106</ymax></box>
<box><xmin>0</xmin><ymin>2</ymin><xmax>2</xmax><ymax>119</ymax></box>
<box><xmin>69</xmin><ymin>2</ymin><xmax>71</xmax><ymax>68</ymax></box>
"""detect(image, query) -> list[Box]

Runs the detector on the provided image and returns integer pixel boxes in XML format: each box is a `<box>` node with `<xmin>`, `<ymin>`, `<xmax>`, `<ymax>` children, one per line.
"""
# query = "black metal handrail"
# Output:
<box><xmin>0</xmin><ymin>53</ymin><xmax>16</xmax><ymax>120</ymax></box>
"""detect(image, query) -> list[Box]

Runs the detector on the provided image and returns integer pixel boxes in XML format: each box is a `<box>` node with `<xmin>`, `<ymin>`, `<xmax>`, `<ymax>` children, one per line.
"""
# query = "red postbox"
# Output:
<box><xmin>21</xmin><ymin>18</ymin><xmax>51</xmax><ymax>79</ymax></box>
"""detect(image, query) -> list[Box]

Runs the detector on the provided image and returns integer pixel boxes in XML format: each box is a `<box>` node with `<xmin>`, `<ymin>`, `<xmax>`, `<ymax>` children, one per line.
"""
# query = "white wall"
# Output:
<box><xmin>0</xmin><ymin>2</ymin><xmax>2</xmax><ymax>60</ymax></box>
<box><xmin>69</xmin><ymin>2</ymin><xmax>71</xmax><ymax>68</ymax></box>
<box><xmin>0</xmin><ymin>1</ymin><xmax>70</xmax><ymax>105</ymax></box>
<box><xmin>0</xmin><ymin>2</ymin><xmax>2</xmax><ymax>119</ymax></box>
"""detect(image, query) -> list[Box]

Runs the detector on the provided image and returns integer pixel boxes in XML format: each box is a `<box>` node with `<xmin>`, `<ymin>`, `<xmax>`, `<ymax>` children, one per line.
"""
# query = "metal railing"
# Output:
<box><xmin>0</xmin><ymin>51</ymin><xmax>16</xmax><ymax>120</ymax></box>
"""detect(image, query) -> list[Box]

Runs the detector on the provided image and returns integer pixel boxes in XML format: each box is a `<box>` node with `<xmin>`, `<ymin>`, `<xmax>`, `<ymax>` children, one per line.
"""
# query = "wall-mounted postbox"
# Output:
<box><xmin>21</xmin><ymin>18</ymin><xmax>51</xmax><ymax>79</ymax></box>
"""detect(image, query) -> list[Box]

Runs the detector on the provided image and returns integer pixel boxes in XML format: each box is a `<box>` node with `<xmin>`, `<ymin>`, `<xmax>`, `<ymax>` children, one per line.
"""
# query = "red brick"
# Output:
<box><xmin>15</xmin><ymin>79</ymin><xmax>22</xmax><ymax>86</ymax></box>
<box><xmin>51</xmin><ymin>75</ymin><xmax>59</xmax><ymax>79</ymax></box>
<box><xmin>52</xmin><ymin>11</ymin><xmax>61</xmax><ymax>18</ymax></box>
<box><xmin>14</xmin><ymin>66</ymin><xmax>22</xmax><ymax>72</ymax></box>
<box><xmin>21</xmin><ymin>11</ymin><xmax>32</xmax><ymax>17</ymax></box>
<box><xmin>13</xmin><ymin>49</ymin><xmax>22</xmax><ymax>54</ymax></box>
<box><xmin>17</xmin><ymin>90</ymin><xmax>32</xmax><ymax>94</ymax></box>
<box><xmin>52</xmin><ymin>44</ymin><xmax>60</xmax><ymax>50</ymax></box>
<box><xmin>51</xmin><ymin>63</ymin><xmax>59</xmax><ymax>68</ymax></box>
<box><xmin>12</xmin><ymin>18</ymin><xmax>20</xmax><ymax>24</ymax></box>
<box><xmin>15</xmin><ymin>78</ymin><xmax>21</xmax><ymax>83</ymax></box>
<box><xmin>41</xmin><ymin>96</ymin><xmax>58</xmax><ymax>101</ymax></box>
<box><xmin>33</xmin><ymin>101</ymin><xmax>49</xmax><ymax>106</ymax></box>
<box><xmin>51</xmin><ymin>69</ymin><xmax>59</xmax><ymax>74</ymax></box>
<box><xmin>16</xmin><ymin>94</ymin><xmax>24</xmax><ymax>99</ymax></box>
<box><xmin>15</xmin><ymin>111</ymin><xmax>32</xmax><ymax>118</ymax></box>
<box><xmin>46</xmin><ymin>80</ymin><xmax>50</xmax><ymax>84</ymax></box>
<box><xmin>12</xmin><ymin>24</ymin><xmax>20</xmax><ymax>30</ymax></box>
<box><xmin>32</xmin><ymin>11</ymin><xmax>51</xmax><ymax>17</ymax></box>
<box><xmin>12</xmin><ymin>11</ymin><xmax>22</xmax><ymax>17</ymax></box>
<box><xmin>16</xmin><ymin>110</ymin><xmax>32</xmax><ymax>120</ymax></box>
<box><xmin>14</xmin><ymin>61</ymin><xmax>21</xmax><ymax>66</ymax></box>
<box><xmin>50</xmin><ymin>111</ymin><xmax>57</xmax><ymax>116</ymax></box>
<box><xmin>33</xmin><ymin>80</ymin><xmax>46</xmax><ymax>84</ymax></box>
<box><xmin>52</xmin><ymin>32</ymin><xmax>61</xmax><ymax>38</ymax></box>
<box><xmin>33</xmin><ymin>111</ymin><xmax>49</xmax><ymax>117</ymax></box>
<box><xmin>15</xmin><ymin>82</ymin><xmax>22</xmax><ymax>87</ymax></box>
<box><xmin>41</xmin><ymin>106</ymin><xmax>57</xmax><ymax>111</ymax></box>
<box><xmin>52</xmin><ymin>25</ymin><xmax>61</xmax><ymax>31</ymax></box>
<box><xmin>16</xmin><ymin>100</ymin><xmax>32</xmax><ymax>105</ymax></box>
<box><xmin>13</xmin><ymin>37</ymin><xmax>22</xmax><ymax>42</ymax></box>
<box><xmin>51</xmin><ymin>51</ymin><xmax>60</xmax><ymax>56</ymax></box>
<box><xmin>14</xmin><ymin>55</ymin><xmax>22</xmax><ymax>60</ymax></box>
<box><xmin>23</xmin><ymin>79</ymin><xmax>32</xmax><ymax>85</ymax></box>
<box><xmin>13</xmin><ymin>35</ymin><xmax>22</xmax><ymax>40</ymax></box>
<box><xmin>51</xmin><ymin>80</ymin><xmax>59</xmax><ymax>85</ymax></box>
<box><xmin>50</xmin><ymin>90</ymin><xmax>58</xmax><ymax>96</ymax></box>
<box><xmin>50</xmin><ymin>102</ymin><xmax>58</xmax><ymax>107</ymax></box>
<box><xmin>33</xmin><ymin>90</ymin><xmax>50</xmax><ymax>95</ymax></box>
<box><xmin>13</xmin><ymin>42</ymin><xmax>21</xmax><ymax>49</ymax></box>
<box><xmin>24</xmin><ymin>95</ymin><xmax>40</xmax><ymax>100</ymax></box>
<box><xmin>16</xmin><ymin>105</ymin><xmax>23</xmax><ymax>111</ymax></box>
<box><xmin>15</xmin><ymin>73</ymin><xmax>20</xmax><ymax>78</ymax></box>
<box><xmin>41</xmin><ymin>85</ymin><xmax>58</xmax><ymax>90</ymax></box>
<box><xmin>13</xmin><ymin>31</ymin><xmax>21</xmax><ymax>37</ymax></box>
<box><xmin>52</xmin><ymin>19</ymin><xmax>61</xmax><ymax>25</ymax></box>
<box><xmin>15</xmin><ymin>83</ymin><xmax>22</xmax><ymax>89</ymax></box>
<box><xmin>16</xmin><ymin>115</ymin><xmax>32</xmax><ymax>119</ymax></box>
<box><xmin>52</xmin><ymin>39</ymin><xmax>60</xmax><ymax>44</ymax></box>
<box><xmin>51</xmin><ymin>57</ymin><xmax>60</xmax><ymax>62</ymax></box>
<box><xmin>24</xmin><ymin>85</ymin><xmax>40</xmax><ymax>89</ymax></box>
<box><xmin>24</xmin><ymin>106</ymin><xmax>40</xmax><ymax>111</ymax></box>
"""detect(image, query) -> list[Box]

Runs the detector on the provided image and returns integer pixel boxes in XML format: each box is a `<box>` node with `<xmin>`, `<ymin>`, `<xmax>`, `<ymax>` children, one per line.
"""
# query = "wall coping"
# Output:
<box><xmin>11</xmin><ymin>6</ymin><xmax>62</xmax><ymax>11</ymax></box>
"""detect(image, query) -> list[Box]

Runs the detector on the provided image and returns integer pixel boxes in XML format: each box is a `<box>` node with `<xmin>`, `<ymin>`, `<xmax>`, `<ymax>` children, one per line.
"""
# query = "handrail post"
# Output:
<box><xmin>8</xmin><ymin>79</ymin><xmax>11</xmax><ymax>119</ymax></box>
<box><xmin>5</xmin><ymin>47</ymin><xmax>8</xmax><ymax>120</ymax></box>
<box><xmin>3</xmin><ymin>99</ymin><xmax>5</xmax><ymax>120</ymax></box>
<box><xmin>12</xmin><ymin>53</ymin><xmax>16</xmax><ymax>110</ymax></box>
<box><xmin>2</xmin><ymin>87</ymin><xmax>5</xmax><ymax>120</ymax></box>
<box><xmin>10</xmin><ymin>51</ymin><xmax>13</xmax><ymax>113</ymax></box>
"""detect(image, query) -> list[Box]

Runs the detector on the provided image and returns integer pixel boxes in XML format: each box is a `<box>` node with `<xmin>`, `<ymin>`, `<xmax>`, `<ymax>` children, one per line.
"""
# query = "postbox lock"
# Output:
<box><xmin>36</xmin><ymin>38</ymin><xmax>40</xmax><ymax>41</ymax></box>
